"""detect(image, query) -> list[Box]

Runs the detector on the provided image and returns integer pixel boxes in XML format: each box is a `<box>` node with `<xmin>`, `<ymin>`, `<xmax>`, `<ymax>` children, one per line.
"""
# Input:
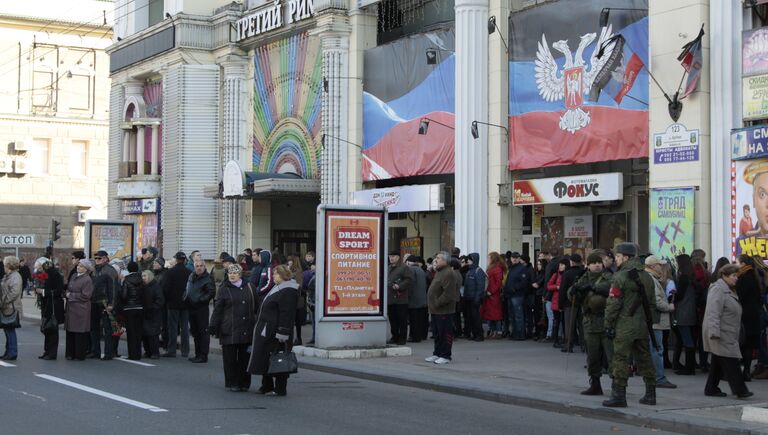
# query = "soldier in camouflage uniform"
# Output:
<box><xmin>568</xmin><ymin>252</ymin><xmax>613</xmax><ymax>395</ymax></box>
<box><xmin>602</xmin><ymin>243</ymin><xmax>657</xmax><ymax>408</ymax></box>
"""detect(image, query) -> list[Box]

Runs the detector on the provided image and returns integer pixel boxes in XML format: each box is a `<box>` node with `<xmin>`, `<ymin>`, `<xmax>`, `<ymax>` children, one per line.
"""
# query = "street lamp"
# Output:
<box><xmin>487</xmin><ymin>16</ymin><xmax>509</xmax><ymax>53</ymax></box>
<box><xmin>471</xmin><ymin>120</ymin><xmax>509</xmax><ymax>142</ymax></box>
<box><xmin>321</xmin><ymin>134</ymin><xmax>362</xmax><ymax>149</ymax></box>
<box><xmin>418</xmin><ymin>117</ymin><xmax>454</xmax><ymax>135</ymax></box>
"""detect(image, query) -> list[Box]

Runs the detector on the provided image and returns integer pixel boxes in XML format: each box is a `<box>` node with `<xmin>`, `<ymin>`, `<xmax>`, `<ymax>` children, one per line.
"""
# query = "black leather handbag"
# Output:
<box><xmin>267</xmin><ymin>346</ymin><xmax>298</xmax><ymax>375</ymax></box>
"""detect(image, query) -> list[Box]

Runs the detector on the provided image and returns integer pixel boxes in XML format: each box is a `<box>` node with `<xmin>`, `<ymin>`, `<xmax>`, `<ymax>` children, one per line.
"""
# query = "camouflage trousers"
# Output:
<box><xmin>611</xmin><ymin>336</ymin><xmax>655</xmax><ymax>387</ymax></box>
<box><xmin>584</xmin><ymin>331</ymin><xmax>613</xmax><ymax>378</ymax></box>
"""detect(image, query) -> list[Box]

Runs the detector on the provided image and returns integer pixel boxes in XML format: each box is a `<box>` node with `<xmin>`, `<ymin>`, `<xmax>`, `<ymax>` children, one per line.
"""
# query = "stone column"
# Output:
<box><xmin>150</xmin><ymin>124</ymin><xmax>159</xmax><ymax>175</ymax></box>
<box><xmin>455</xmin><ymin>0</ymin><xmax>489</xmax><ymax>266</ymax></box>
<box><xmin>136</xmin><ymin>125</ymin><xmax>145</xmax><ymax>175</ymax></box>
<box><xmin>220</xmin><ymin>57</ymin><xmax>249</xmax><ymax>255</ymax></box>
<box><xmin>122</xmin><ymin>130</ymin><xmax>130</xmax><ymax>164</ymax></box>
<box><xmin>487</xmin><ymin>0</ymin><xmax>514</xmax><ymax>254</ymax></box>
<box><xmin>312</xmin><ymin>8</ymin><xmax>352</xmax><ymax>205</ymax></box>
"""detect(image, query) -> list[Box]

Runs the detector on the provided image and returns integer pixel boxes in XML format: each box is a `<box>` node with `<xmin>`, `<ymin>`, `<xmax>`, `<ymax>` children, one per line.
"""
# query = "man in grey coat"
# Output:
<box><xmin>407</xmin><ymin>256</ymin><xmax>429</xmax><ymax>342</ymax></box>
<box><xmin>387</xmin><ymin>251</ymin><xmax>413</xmax><ymax>345</ymax></box>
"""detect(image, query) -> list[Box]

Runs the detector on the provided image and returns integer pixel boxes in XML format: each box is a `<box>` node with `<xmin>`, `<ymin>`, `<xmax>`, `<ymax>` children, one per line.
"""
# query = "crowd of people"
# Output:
<box><xmin>0</xmin><ymin>242</ymin><xmax>763</xmax><ymax>404</ymax></box>
<box><xmin>0</xmin><ymin>247</ymin><xmax>315</xmax><ymax>397</ymax></box>
<box><xmin>406</xmin><ymin>245</ymin><xmax>761</xmax><ymax>406</ymax></box>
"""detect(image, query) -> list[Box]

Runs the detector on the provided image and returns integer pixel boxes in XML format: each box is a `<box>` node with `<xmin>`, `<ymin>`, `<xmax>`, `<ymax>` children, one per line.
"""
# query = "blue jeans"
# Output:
<box><xmin>545</xmin><ymin>301</ymin><xmax>554</xmax><ymax>337</ymax></box>
<box><xmin>4</xmin><ymin>327</ymin><xmax>17</xmax><ymax>358</ymax></box>
<box><xmin>509</xmin><ymin>296</ymin><xmax>525</xmax><ymax>339</ymax></box>
<box><xmin>650</xmin><ymin>329</ymin><xmax>669</xmax><ymax>383</ymax></box>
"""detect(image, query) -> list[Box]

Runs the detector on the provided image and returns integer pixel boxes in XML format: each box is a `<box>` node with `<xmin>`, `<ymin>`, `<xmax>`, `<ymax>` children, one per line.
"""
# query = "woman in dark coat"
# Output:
<box><xmin>65</xmin><ymin>259</ymin><xmax>94</xmax><ymax>360</ymax></box>
<box><xmin>36</xmin><ymin>259</ymin><xmax>64</xmax><ymax>360</ymax></box>
<box><xmin>141</xmin><ymin>270</ymin><xmax>164</xmax><ymax>359</ymax></box>
<box><xmin>209</xmin><ymin>264</ymin><xmax>255</xmax><ymax>392</ymax></box>
<box><xmin>247</xmin><ymin>264</ymin><xmax>298</xmax><ymax>396</ymax></box>
<box><xmin>674</xmin><ymin>254</ymin><xmax>699</xmax><ymax>375</ymax></box>
<box><xmin>736</xmin><ymin>255</ymin><xmax>763</xmax><ymax>381</ymax></box>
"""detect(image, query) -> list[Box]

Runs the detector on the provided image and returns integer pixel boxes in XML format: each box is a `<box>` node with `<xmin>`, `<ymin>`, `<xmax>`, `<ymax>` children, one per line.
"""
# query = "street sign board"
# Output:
<box><xmin>0</xmin><ymin>234</ymin><xmax>35</xmax><ymax>246</ymax></box>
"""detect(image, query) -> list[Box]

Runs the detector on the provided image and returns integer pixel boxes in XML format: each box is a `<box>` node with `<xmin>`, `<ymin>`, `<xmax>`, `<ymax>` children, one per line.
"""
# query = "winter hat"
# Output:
<box><xmin>586</xmin><ymin>253</ymin><xmax>603</xmax><ymax>265</ymax></box>
<box><xmin>79</xmin><ymin>259</ymin><xmax>95</xmax><ymax>274</ymax></box>
<box><xmin>153</xmin><ymin>257</ymin><xmax>166</xmax><ymax>268</ymax></box>
<box><xmin>615</xmin><ymin>243</ymin><xmax>638</xmax><ymax>257</ymax></box>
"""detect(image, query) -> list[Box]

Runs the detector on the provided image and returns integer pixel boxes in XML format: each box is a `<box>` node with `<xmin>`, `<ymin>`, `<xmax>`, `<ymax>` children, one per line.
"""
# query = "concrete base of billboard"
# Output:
<box><xmin>293</xmin><ymin>345</ymin><xmax>412</xmax><ymax>359</ymax></box>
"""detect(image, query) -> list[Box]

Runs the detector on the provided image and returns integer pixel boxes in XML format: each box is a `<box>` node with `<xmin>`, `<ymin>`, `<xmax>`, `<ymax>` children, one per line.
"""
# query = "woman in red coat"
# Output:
<box><xmin>481</xmin><ymin>252</ymin><xmax>507</xmax><ymax>339</ymax></box>
<box><xmin>547</xmin><ymin>259</ymin><xmax>569</xmax><ymax>348</ymax></box>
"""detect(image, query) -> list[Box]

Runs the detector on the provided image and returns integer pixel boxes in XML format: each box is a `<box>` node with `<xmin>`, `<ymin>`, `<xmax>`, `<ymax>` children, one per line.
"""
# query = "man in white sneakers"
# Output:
<box><xmin>425</xmin><ymin>251</ymin><xmax>459</xmax><ymax>365</ymax></box>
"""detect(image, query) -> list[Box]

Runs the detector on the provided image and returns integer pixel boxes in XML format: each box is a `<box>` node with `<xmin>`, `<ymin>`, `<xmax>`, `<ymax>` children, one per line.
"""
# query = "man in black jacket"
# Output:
<box><xmin>87</xmin><ymin>250</ymin><xmax>118</xmax><ymax>360</ymax></box>
<box><xmin>559</xmin><ymin>253</ymin><xmax>585</xmax><ymax>353</ymax></box>
<box><xmin>186</xmin><ymin>260</ymin><xmax>214</xmax><ymax>363</ymax></box>
<box><xmin>162</xmin><ymin>252</ymin><xmax>191</xmax><ymax>357</ymax></box>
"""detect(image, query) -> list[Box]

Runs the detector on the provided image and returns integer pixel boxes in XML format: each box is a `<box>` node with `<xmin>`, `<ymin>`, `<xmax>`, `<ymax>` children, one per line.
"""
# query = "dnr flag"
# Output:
<box><xmin>678</xmin><ymin>26</ymin><xmax>704</xmax><ymax>98</ymax></box>
<box><xmin>588</xmin><ymin>34</ymin><xmax>644</xmax><ymax>104</ymax></box>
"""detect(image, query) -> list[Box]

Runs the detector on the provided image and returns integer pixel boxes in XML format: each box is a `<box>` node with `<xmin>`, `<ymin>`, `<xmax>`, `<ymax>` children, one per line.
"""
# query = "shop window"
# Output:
<box><xmin>29</xmin><ymin>138</ymin><xmax>50</xmax><ymax>175</ymax></box>
<box><xmin>69</xmin><ymin>141</ymin><xmax>88</xmax><ymax>178</ymax></box>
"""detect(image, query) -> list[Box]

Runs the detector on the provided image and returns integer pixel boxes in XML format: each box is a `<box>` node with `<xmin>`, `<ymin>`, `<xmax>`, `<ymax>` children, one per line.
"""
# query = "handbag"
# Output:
<box><xmin>0</xmin><ymin>308</ymin><xmax>19</xmax><ymax>328</ymax></box>
<box><xmin>267</xmin><ymin>345</ymin><xmax>299</xmax><ymax>375</ymax></box>
<box><xmin>40</xmin><ymin>313</ymin><xmax>57</xmax><ymax>333</ymax></box>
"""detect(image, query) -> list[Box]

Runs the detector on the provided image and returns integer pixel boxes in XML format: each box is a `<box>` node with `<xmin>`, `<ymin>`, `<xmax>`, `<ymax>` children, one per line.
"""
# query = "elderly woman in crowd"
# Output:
<box><xmin>0</xmin><ymin>256</ymin><xmax>23</xmax><ymax>360</ymax></box>
<box><xmin>703</xmin><ymin>264</ymin><xmax>753</xmax><ymax>398</ymax></box>
<box><xmin>35</xmin><ymin>258</ymin><xmax>65</xmax><ymax>360</ymax></box>
<box><xmin>248</xmin><ymin>264</ymin><xmax>298</xmax><ymax>396</ymax></box>
<box><xmin>210</xmin><ymin>264</ymin><xmax>256</xmax><ymax>392</ymax></box>
<box><xmin>65</xmin><ymin>259</ymin><xmax>94</xmax><ymax>360</ymax></box>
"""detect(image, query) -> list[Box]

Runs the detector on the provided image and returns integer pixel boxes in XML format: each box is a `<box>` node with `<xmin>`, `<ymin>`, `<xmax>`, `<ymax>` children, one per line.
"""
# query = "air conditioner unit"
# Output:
<box><xmin>13</xmin><ymin>156</ymin><xmax>29</xmax><ymax>174</ymax></box>
<box><xmin>77</xmin><ymin>210</ymin><xmax>89</xmax><ymax>223</ymax></box>
<box><xmin>9</xmin><ymin>141</ymin><xmax>28</xmax><ymax>152</ymax></box>
<box><xmin>0</xmin><ymin>155</ymin><xmax>11</xmax><ymax>173</ymax></box>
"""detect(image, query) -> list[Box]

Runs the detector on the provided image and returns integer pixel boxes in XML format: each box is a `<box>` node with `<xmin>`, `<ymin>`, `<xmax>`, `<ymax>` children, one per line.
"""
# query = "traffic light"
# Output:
<box><xmin>51</xmin><ymin>219</ymin><xmax>61</xmax><ymax>242</ymax></box>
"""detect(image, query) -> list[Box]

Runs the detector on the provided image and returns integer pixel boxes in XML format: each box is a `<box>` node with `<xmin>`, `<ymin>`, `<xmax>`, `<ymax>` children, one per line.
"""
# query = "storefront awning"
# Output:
<box><xmin>205</xmin><ymin>171</ymin><xmax>320</xmax><ymax>200</ymax></box>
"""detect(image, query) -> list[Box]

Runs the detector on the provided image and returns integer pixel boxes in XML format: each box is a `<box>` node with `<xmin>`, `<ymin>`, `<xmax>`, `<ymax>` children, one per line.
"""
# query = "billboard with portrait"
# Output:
<box><xmin>734</xmin><ymin>159</ymin><xmax>768</xmax><ymax>257</ymax></box>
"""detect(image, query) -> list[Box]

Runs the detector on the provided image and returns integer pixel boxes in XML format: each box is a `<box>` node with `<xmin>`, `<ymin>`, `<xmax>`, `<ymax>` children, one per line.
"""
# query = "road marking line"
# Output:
<box><xmin>115</xmin><ymin>357</ymin><xmax>156</xmax><ymax>367</ymax></box>
<box><xmin>35</xmin><ymin>374</ymin><xmax>168</xmax><ymax>412</ymax></box>
<box><xmin>0</xmin><ymin>361</ymin><xmax>16</xmax><ymax>367</ymax></box>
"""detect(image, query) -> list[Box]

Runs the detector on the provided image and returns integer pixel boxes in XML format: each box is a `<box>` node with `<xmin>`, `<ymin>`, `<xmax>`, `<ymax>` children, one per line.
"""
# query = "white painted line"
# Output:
<box><xmin>115</xmin><ymin>357</ymin><xmax>156</xmax><ymax>367</ymax></box>
<box><xmin>0</xmin><ymin>361</ymin><xmax>16</xmax><ymax>367</ymax></box>
<box><xmin>35</xmin><ymin>374</ymin><xmax>168</xmax><ymax>412</ymax></box>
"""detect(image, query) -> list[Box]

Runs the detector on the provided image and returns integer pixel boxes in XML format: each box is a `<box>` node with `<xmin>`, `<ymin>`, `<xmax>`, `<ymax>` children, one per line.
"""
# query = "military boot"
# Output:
<box><xmin>602</xmin><ymin>383</ymin><xmax>627</xmax><ymax>408</ymax></box>
<box><xmin>639</xmin><ymin>383</ymin><xmax>656</xmax><ymax>405</ymax></box>
<box><xmin>580</xmin><ymin>376</ymin><xmax>603</xmax><ymax>396</ymax></box>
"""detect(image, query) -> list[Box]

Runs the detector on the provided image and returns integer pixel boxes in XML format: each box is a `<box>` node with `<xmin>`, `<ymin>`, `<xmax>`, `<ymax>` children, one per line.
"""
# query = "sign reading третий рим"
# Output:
<box><xmin>234</xmin><ymin>0</ymin><xmax>314</xmax><ymax>42</ymax></box>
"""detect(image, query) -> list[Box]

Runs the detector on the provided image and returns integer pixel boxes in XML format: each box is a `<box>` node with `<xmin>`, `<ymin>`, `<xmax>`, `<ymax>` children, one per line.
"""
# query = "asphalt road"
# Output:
<box><xmin>2</xmin><ymin>320</ymin><xmax>678</xmax><ymax>435</ymax></box>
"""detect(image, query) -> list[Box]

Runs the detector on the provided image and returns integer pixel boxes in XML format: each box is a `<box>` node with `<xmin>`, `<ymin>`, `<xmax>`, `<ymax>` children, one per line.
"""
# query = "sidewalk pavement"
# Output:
<box><xmin>19</xmin><ymin>295</ymin><xmax>768</xmax><ymax>434</ymax></box>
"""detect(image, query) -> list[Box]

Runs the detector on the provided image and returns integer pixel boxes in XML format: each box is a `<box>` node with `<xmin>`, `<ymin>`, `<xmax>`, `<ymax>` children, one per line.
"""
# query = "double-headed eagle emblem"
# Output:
<box><xmin>534</xmin><ymin>25</ymin><xmax>615</xmax><ymax>133</ymax></box>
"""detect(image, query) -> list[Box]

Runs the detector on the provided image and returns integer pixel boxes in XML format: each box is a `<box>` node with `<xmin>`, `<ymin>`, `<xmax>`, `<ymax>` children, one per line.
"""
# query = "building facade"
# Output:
<box><xmin>0</xmin><ymin>1</ymin><xmax>113</xmax><ymax>265</ymax></box>
<box><xmin>105</xmin><ymin>0</ymin><xmax>758</xmax><ymax>265</ymax></box>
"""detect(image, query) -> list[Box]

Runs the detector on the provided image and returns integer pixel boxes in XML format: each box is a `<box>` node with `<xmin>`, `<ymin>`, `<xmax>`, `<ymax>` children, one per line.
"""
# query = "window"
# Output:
<box><xmin>66</xmin><ymin>72</ymin><xmax>91</xmax><ymax>111</ymax></box>
<box><xmin>29</xmin><ymin>138</ymin><xmax>50</xmax><ymax>175</ymax></box>
<box><xmin>32</xmin><ymin>70</ymin><xmax>54</xmax><ymax>107</ymax></box>
<box><xmin>148</xmin><ymin>0</ymin><xmax>164</xmax><ymax>27</ymax></box>
<box><xmin>70</xmin><ymin>141</ymin><xmax>88</xmax><ymax>178</ymax></box>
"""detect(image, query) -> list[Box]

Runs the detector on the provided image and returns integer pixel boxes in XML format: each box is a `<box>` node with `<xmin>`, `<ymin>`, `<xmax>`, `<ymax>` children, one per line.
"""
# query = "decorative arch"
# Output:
<box><xmin>123</xmin><ymin>95</ymin><xmax>146</xmax><ymax>121</ymax></box>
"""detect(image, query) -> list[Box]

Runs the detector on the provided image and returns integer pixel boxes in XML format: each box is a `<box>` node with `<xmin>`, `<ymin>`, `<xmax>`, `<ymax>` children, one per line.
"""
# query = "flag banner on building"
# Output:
<box><xmin>252</xmin><ymin>32</ymin><xmax>323</xmax><ymax>179</ymax></box>
<box><xmin>678</xmin><ymin>26</ymin><xmax>704</xmax><ymax>98</ymax></box>
<box><xmin>508</xmin><ymin>0</ymin><xmax>649</xmax><ymax>170</ymax></box>
<box><xmin>649</xmin><ymin>188</ymin><xmax>694</xmax><ymax>259</ymax></box>
<box><xmin>588</xmin><ymin>35</ymin><xmax>644</xmax><ymax>104</ymax></box>
<box><xmin>362</xmin><ymin>29</ymin><xmax>455</xmax><ymax>181</ymax></box>
<box><xmin>734</xmin><ymin>159</ymin><xmax>768</xmax><ymax>257</ymax></box>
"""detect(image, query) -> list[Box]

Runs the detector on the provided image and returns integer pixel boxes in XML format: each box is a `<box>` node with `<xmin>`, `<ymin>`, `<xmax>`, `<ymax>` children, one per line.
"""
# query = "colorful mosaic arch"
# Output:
<box><xmin>252</xmin><ymin>32</ymin><xmax>323</xmax><ymax>179</ymax></box>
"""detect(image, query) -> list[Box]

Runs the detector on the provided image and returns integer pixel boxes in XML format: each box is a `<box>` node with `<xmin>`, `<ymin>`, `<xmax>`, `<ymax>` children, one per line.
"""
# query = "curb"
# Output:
<box><xmin>20</xmin><ymin>314</ymin><xmax>760</xmax><ymax>434</ymax></box>
<box><xmin>296</xmin><ymin>359</ymin><xmax>761</xmax><ymax>435</ymax></box>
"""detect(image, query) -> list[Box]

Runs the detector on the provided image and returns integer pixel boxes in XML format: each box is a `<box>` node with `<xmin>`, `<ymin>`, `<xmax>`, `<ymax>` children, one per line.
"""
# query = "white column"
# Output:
<box><xmin>313</xmin><ymin>12</ymin><xmax>352</xmax><ymax>205</ymax></box>
<box><xmin>136</xmin><ymin>125</ymin><xmax>145</xmax><ymax>175</ymax></box>
<box><xmin>122</xmin><ymin>130</ymin><xmax>130</xmax><ymax>163</ymax></box>
<box><xmin>455</xmin><ymin>0</ymin><xmax>489</xmax><ymax>266</ymax></box>
<box><xmin>710</xmin><ymin>1</ymin><xmax>743</xmax><ymax>259</ymax></box>
<box><xmin>221</xmin><ymin>58</ymin><xmax>249</xmax><ymax>255</ymax></box>
<box><xmin>150</xmin><ymin>124</ymin><xmax>159</xmax><ymax>175</ymax></box>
